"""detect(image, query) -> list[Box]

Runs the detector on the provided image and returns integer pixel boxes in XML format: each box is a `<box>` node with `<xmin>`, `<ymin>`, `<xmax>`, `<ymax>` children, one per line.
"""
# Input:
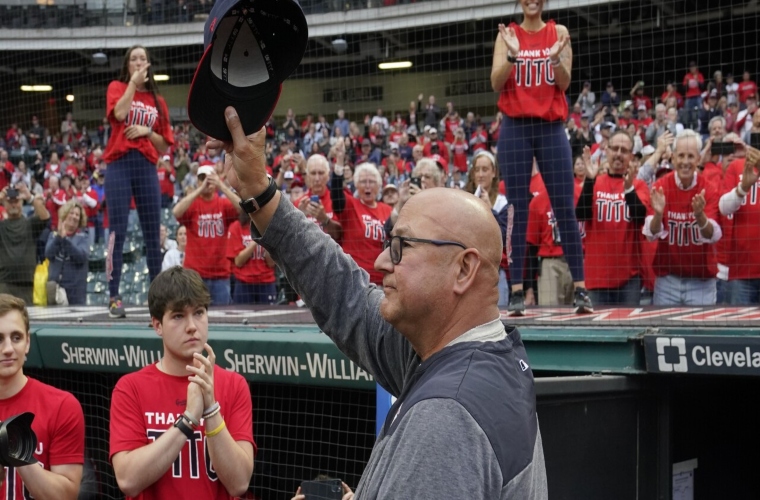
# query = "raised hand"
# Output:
<box><xmin>498</xmin><ymin>24</ymin><xmax>519</xmax><ymax>56</ymax></box>
<box><xmin>651</xmin><ymin>186</ymin><xmax>666</xmax><ymax>215</ymax></box>
<box><xmin>130</xmin><ymin>62</ymin><xmax>150</xmax><ymax>87</ymax></box>
<box><xmin>206</xmin><ymin>108</ymin><xmax>269</xmax><ymax>198</ymax></box>
<box><xmin>691</xmin><ymin>189</ymin><xmax>706</xmax><ymax>217</ymax></box>
<box><xmin>741</xmin><ymin>147</ymin><xmax>760</xmax><ymax>192</ymax></box>
<box><xmin>624</xmin><ymin>161</ymin><xmax>636</xmax><ymax>192</ymax></box>
<box><xmin>548</xmin><ymin>32</ymin><xmax>570</xmax><ymax>62</ymax></box>
<box><xmin>657</xmin><ymin>130</ymin><xmax>676</xmax><ymax>152</ymax></box>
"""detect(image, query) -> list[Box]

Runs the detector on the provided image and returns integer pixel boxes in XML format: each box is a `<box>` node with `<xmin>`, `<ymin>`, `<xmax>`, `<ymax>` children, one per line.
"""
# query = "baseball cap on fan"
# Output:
<box><xmin>187</xmin><ymin>0</ymin><xmax>308</xmax><ymax>141</ymax></box>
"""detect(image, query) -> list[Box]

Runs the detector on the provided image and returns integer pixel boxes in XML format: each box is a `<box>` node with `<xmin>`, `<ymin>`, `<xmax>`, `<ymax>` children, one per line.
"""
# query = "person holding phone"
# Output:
<box><xmin>719</xmin><ymin>145</ymin><xmax>760</xmax><ymax>304</ymax></box>
<box><xmin>295</xmin><ymin>155</ymin><xmax>342</xmax><ymax>241</ymax></box>
<box><xmin>103</xmin><ymin>45</ymin><xmax>174</xmax><ymax>318</ymax></box>
<box><xmin>292</xmin><ymin>478</ymin><xmax>354</xmax><ymax>500</ymax></box>
<box><xmin>490</xmin><ymin>0</ymin><xmax>590</xmax><ymax>315</ymax></box>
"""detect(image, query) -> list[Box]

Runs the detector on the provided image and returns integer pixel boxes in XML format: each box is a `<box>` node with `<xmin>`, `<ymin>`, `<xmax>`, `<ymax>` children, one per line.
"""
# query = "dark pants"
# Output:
<box><xmin>0</xmin><ymin>282</ymin><xmax>33</xmax><ymax>305</ymax></box>
<box><xmin>498</xmin><ymin>116</ymin><xmax>585</xmax><ymax>288</ymax></box>
<box><xmin>588</xmin><ymin>276</ymin><xmax>642</xmax><ymax>307</ymax></box>
<box><xmin>105</xmin><ymin>150</ymin><xmax>162</xmax><ymax>298</ymax></box>
<box><xmin>232</xmin><ymin>281</ymin><xmax>277</xmax><ymax>305</ymax></box>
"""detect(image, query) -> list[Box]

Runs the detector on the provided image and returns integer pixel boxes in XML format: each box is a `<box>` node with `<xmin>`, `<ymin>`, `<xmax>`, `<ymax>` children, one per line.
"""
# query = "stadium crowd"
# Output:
<box><xmin>2</xmin><ymin>62</ymin><xmax>760</xmax><ymax>309</ymax></box>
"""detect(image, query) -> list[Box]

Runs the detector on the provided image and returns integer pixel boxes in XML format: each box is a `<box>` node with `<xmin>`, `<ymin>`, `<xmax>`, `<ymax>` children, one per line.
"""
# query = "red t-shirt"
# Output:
<box><xmin>470</xmin><ymin>130</ymin><xmax>488</xmax><ymax>153</ymax></box>
<box><xmin>422</xmin><ymin>140</ymin><xmax>450</xmax><ymax>162</ymax></box>
<box><xmin>526</xmin><ymin>182</ymin><xmax>584</xmax><ymax>258</ymax></box>
<box><xmin>109</xmin><ymin>364</ymin><xmax>255</xmax><ymax>500</ymax></box>
<box><xmin>443</xmin><ymin>117</ymin><xmax>462</xmax><ymax>144</ymax></box>
<box><xmin>661</xmin><ymin>90</ymin><xmax>684</xmax><ymax>108</ymax></box>
<box><xmin>451</xmin><ymin>140</ymin><xmax>469</xmax><ymax>173</ymax></box>
<box><xmin>738</xmin><ymin>81</ymin><xmax>758</xmax><ymax>103</ymax></box>
<box><xmin>158</xmin><ymin>166</ymin><xmax>175</xmax><ymax>198</ymax></box>
<box><xmin>722</xmin><ymin>159</ymin><xmax>760</xmax><ymax>279</ymax></box>
<box><xmin>104</xmin><ymin>81</ymin><xmax>174</xmax><ymax>165</ymax></box>
<box><xmin>633</xmin><ymin>95</ymin><xmax>652</xmax><ymax>110</ymax></box>
<box><xmin>339</xmin><ymin>195</ymin><xmax>392</xmax><ymax>284</ymax></box>
<box><xmin>177</xmin><ymin>194</ymin><xmax>239</xmax><ymax>279</ymax></box>
<box><xmin>0</xmin><ymin>378</ymin><xmax>85</xmax><ymax>500</ymax></box>
<box><xmin>226</xmin><ymin>220</ymin><xmax>275</xmax><ymax>284</ymax></box>
<box><xmin>80</xmin><ymin>186</ymin><xmax>100</xmax><ymax>227</ymax></box>
<box><xmin>651</xmin><ymin>172</ymin><xmax>719</xmax><ymax>278</ymax></box>
<box><xmin>682</xmin><ymin>72</ymin><xmax>704</xmax><ymax>98</ymax></box>
<box><xmin>498</xmin><ymin>20</ymin><xmax>568</xmax><ymax>122</ymax></box>
<box><xmin>584</xmin><ymin>175</ymin><xmax>651</xmax><ymax>289</ymax></box>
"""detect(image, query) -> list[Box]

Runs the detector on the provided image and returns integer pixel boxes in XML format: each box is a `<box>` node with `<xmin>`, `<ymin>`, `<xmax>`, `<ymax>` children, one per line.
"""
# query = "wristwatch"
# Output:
<box><xmin>507</xmin><ymin>53</ymin><xmax>518</xmax><ymax>64</ymax></box>
<box><xmin>239</xmin><ymin>175</ymin><xmax>277</xmax><ymax>214</ymax></box>
<box><xmin>173</xmin><ymin>414</ymin><xmax>196</xmax><ymax>439</ymax></box>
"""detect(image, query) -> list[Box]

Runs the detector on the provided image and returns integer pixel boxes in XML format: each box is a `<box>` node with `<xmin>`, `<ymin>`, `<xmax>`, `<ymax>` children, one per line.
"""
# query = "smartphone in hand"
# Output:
<box><xmin>300</xmin><ymin>479</ymin><xmax>342</xmax><ymax>500</ymax></box>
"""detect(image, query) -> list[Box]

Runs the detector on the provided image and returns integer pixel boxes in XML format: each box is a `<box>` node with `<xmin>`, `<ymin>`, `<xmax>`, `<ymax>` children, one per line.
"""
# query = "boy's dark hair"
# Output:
<box><xmin>0</xmin><ymin>293</ymin><xmax>29</xmax><ymax>334</ymax></box>
<box><xmin>148</xmin><ymin>266</ymin><xmax>211</xmax><ymax>321</ymax></box>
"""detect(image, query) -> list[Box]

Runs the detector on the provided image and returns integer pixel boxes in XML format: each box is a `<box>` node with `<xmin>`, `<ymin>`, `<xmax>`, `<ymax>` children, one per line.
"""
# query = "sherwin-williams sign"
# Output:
<box><xmin>29</xmin><ymin>326</ymin><xmax>374</xmax><ymax>389</ymax></box>
<box><xmin>644</xmin><ymin>335</ymin><xmax>760</xmax><ymax>375</ymax></box>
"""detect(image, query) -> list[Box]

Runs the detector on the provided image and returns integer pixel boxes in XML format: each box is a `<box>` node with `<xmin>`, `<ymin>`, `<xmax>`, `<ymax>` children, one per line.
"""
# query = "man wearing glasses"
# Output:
<box><xmin>207</xmin><ymin>108</ymin><xmax>547</xmax><ymax>499</ymax></box>
<box><xmin>576</xmin><ymin>131</ymin><xmax>652</xmax><ymax>306</ymax></box>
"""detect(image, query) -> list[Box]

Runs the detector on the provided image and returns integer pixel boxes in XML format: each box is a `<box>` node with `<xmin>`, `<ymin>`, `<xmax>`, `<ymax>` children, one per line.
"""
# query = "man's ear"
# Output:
<box><xmin>151</xmin><ymin>317</ymin><xmax>163</xmax><ymax>337</ymax></box>
<box><xmin>453</xmin><ymin>249</ymin><xmax>481</xmax><ymax>295</ymax></box>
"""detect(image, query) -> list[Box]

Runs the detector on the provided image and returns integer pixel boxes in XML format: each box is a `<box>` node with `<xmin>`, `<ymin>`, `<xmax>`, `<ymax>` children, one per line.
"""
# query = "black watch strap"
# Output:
<box><xmin>507</xmin><ymin>54</ymin><xmax>518</xmax><ymax>64</ymax></box>
<box><xmin>239</xmin><ymin>176</ymin><xmax>277</xmax><ymax>214</ymax></box>
<box><xmin>173</xmin><ymin>414</ymin><xmax>195</xmax><ymax>439</ymax></box>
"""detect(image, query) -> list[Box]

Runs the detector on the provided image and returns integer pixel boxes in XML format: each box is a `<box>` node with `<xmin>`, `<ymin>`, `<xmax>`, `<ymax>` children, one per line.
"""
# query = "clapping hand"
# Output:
<box><xmin>651</xmin><ymin>186</ymin><xmax>666</xmax><ymax>215</ymax></box>
<box><xmin>498</xmin><ymin>24</ymin><xmax>519</xmax><ymax>56</ymax></box>
<box><xmin>691</xmin><ymin>189</ymin><xmax>706</xmax><ymax>217</ymax></box>
<box><xmin>186</xmin><ymin>343</ymin><xmax>217</xmax><ymax>410</ymax></box>
<box><xmin>548</xmin><ymin>33</ymin><xmax>570</xmax><ymax>62</ymax></box>
<box><xmin>623</xmin><ymin>161</ymin><xmax>636</xmax><ymax>192</ymax></box>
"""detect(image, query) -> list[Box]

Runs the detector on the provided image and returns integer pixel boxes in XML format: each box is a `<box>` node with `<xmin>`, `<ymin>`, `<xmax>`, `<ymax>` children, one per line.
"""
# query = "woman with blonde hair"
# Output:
<box><xmin>45</xmin><ymin>198</ymin><xmax>90</xmax><ymax>305</ymax></box>
<box><xmin>465</xmin><ymin>150</ymin><xmax>510</xmax><ymax>307</ymax></box>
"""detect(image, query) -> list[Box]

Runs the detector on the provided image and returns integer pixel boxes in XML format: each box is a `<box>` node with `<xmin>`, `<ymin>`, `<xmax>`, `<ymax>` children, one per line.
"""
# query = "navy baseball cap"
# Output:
<box><xmin>188</xmin><ymin>0</ymin><xmax>308</xmax><ymax>141</ymax></box>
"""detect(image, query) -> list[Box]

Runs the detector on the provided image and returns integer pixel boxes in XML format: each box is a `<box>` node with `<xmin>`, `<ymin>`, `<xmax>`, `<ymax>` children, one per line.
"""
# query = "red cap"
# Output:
<box><xmin>429</xmin><ymin>154</ymin><xmax>448</xmax><ymax>171</ymax></box>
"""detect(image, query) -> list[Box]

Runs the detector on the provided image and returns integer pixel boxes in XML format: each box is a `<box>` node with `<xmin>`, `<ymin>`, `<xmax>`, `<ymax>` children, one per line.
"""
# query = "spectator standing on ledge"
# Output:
<box><xmin>109</xmin><ymin>267</ymin><xmax>255</xmax><ymax>499</ymax></box>
<box><xmin>0</xmin><ymin>185</ymin><xmax>49</xmax><ymax>304</ymax></box>
<box><xmin>0</xmin><ymin>294</ymin><xmax>85</xmax><ymax>499</ymax></box>
<box><xmin>103</xmin><ymin>45</ymin><xmax>174</xmax><ymax>318</ymax></box>
<box><xmin>645</xmin><ymin>130</ymin><xmax>722</xmax><ymax>305</ymax></box>
<box><xmin>719</xmin><ymin>146</ymin><xmax>760</xmax><ymax>304</ymax></box>
<box><xmin>208</xmin><ymin>108</ymin><xmax>547</xmax><ymax>499</ymax></box>
<box><xmin>491</xmin><ymin>0</ymin><xmax>591</xmax><ymax>315</ymax></box>
<box><xmin>576</xmin><ymin>131</ymin><xmax>651</xmax><ymax>306</ymax></box>
<box><xmin>173</xmin><ymin>165</ymin><xmax>241</xmax><ymax>305</ymax></box>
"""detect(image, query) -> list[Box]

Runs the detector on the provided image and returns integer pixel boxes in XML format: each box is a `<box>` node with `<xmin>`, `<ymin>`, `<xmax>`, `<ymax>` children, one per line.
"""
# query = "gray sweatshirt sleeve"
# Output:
<box><xmin>252</xmin><ymin>195</ymin><xmax>414</xmax><ymax>396</ymax></box>
<box><xmin>359</xmin><ymin>399</ymin><xmax>547</xmax><ymax>500</ymax></box>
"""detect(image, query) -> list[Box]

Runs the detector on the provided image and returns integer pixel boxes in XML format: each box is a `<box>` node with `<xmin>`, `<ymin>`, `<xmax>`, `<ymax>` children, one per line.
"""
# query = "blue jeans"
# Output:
<box><xmin>653</xmin><ymin>275</ymin><xmax>716</xmax><ymax>306</ymax></box>
<box><xmin>203</xmin><ymin>278</ymin><xmax>231</xmax><ymax>306</ymax></box>
<box><xmin>588</xmin><ymin>276</ymin><xmax>641</xmax><ymax>307</ymax></box>
<box><xmin>232</xmin><ymin>282</ymin><xmax>277</xmax><ymax>305</ymax></box>
<box><xmin>105</xmin><ymin>150</ymin><xmax>162</xmax><ymax>298</ymax></box>
<box><xmin>716</xmin><ymin>278</ymin><xmax>731</xmax><ymax>305</ymax></box>
<box><xmin>728</xmin><ymin>279</ymin><xmax>760</xmax><ymax>305</ymax></box>
<box><xmin>498</xmin><ymin>268</ymin><xmax>510</xmax><ymax>308</ymax></box>
<box><xmin>498</xmin><ymin>116</ymin><xmax>584</xmax><ymax>288</ymax></box>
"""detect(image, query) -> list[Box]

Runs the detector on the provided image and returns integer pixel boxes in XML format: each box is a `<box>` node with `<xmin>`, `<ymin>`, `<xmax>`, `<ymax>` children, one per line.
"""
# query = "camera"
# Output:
<box><xmin>0</xmin><ymin>412</ymin><xmax>39</xmax><ymax>467</ymax></box>
<box><xmin>410</xmin><ymin>177</ymin><xmax>422</xmax><ymax>188</ymax></box>
<box><xmin>5</xmin><ymin>188</ymin><xmax>19</xmax><ymax>200</ymax></box>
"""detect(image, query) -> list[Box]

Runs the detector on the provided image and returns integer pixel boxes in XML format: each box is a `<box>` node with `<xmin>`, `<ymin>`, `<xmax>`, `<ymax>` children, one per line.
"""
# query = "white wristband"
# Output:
<box><xmin>737</xmin><ymin>184</ymin><xmax>748</xmax><ymax>197</ymax></box>
<box><xmin>550</xmin><ymin>58</ymin><xmax>561</xmax><ymax>67</ymax></box>
<box><xmin>698</xmin><ymin>218</ymin><xmax>710</xmax><ymax>230</ymax></box>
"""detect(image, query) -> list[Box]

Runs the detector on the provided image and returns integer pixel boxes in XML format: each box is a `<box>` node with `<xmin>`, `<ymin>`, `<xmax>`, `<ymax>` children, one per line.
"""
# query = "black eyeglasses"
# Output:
<box><xmin>383</xmin><ymin>235</ymin><xmax>467</xmax><ymax>265</ymax></box>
